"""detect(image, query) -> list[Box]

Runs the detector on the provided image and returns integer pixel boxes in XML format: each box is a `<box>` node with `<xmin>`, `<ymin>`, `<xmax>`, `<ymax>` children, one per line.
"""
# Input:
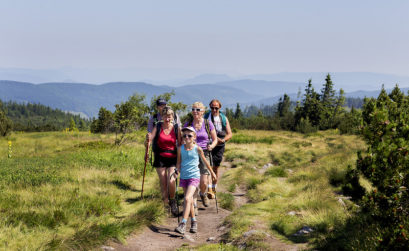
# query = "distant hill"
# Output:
<box><xmin>2</xmin><ymin>79</ymin><xmax>408</xmax><ymax>118</ymax></box>
<box><xmin>0</xmin><ymin>80</ymin><xmax>260</xmax><ymax>118</ymax></box>
<box><xmin>246</xmin><ymin>72</ymin><xmax>409</xmax><ymax>92</ymax></box>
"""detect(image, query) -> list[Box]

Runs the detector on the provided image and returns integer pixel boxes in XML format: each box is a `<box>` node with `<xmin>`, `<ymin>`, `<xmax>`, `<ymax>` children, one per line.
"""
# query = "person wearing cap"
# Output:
<box><xmin>204</xmin><ymin>99</ymin><xmax>232</xmax><ymax>199</ymax></box>
<box><xmin>147</xmin><ymin>98</ymin><xmax>181</xmax><ymax>135</ymax></box>
<box><xmin>174</xmin><ymin>126</ymin><xmax>217</xmax><ymax>235</ymax></box>
<box><xmin>184</xmin><ymin>101</ymin><xmax>218</xmax><ymax>209</ymax></box>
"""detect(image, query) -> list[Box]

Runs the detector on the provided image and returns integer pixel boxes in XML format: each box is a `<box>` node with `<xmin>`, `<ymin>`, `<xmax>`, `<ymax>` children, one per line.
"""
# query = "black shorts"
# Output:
<box><xmin>153</xmin><ymin>154</ymin><xmax>177</xmax><ymax>168</ymax></box>
<box><xmin>211</xmin><ymin>145</ymin><xmax>225</xmax><ymax>167</ymax></box>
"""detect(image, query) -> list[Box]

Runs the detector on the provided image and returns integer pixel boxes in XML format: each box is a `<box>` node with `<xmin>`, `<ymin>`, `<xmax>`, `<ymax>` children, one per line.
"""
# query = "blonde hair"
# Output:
<box><xmin>161</xmin><ymin>106</ymin><xmax>174</xmax><ymax>117</ymax></box>
<box><xmin>192</xmin><ymin>101</ymin><xmax>205</xmax><ymax>110</ymax></box>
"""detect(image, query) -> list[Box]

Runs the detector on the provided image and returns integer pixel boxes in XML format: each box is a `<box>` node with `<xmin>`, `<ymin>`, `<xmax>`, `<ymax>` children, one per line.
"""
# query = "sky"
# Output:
<box><xmin>1</xmin><ymin>0</ymin><xmax>409</xmax><ymax>81</ymax></box>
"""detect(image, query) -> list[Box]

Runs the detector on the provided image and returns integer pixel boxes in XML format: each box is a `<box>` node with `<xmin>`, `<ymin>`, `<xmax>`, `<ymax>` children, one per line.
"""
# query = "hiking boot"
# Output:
<box><xmin>207</xmin><ymin>189</ymin><xmax>215</xmax><ymax>199</ymax></box>
<box><xmin>190</xmin><ymin>220</ymin><xmax>198</xmax><ymax>233</ymax></box>
<box><xmin>175</xmin><ymin>222</ymin><xmax>186</xmax><ymax>234</ymax></box>
<box><xmin>169</xmin><ymin>199</ymin><xmax>178</xmax><ymax>217</ymax></box>
<box><xmin>200</xmin><ymin>193</ymin><xmax>209</xmax><ymax>207</ymax></box>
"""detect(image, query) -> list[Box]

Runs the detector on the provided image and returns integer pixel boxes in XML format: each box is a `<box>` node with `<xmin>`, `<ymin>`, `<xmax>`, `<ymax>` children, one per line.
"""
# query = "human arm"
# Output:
<box><xmin>147</xmin><ymin>115</ymin><xmax>155</xmax><ymax>133</ymax></box>
<box><xmin>207</xmin><ymin>120</ymin><xmax>218</xmax><ymax>150</ymax></box>
<box><xmin>218</xmin><ymin>117</ymin><xmax>232</xmax><ymax>144</ymax></box>
<box><xmin>197</xmin><ymin>147</ymin><xmax>217</xmax><ymax>181</ymax></box>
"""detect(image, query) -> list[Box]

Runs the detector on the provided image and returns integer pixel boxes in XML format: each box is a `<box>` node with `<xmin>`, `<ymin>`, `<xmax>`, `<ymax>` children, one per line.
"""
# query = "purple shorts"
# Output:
<box><xmin>179</xmin><ymin>178</ymin><xmax>200</xmax><ymax>188</ymax></box>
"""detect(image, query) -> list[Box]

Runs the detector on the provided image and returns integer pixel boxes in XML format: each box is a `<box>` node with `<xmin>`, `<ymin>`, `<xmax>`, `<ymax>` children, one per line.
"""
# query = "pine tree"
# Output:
<box><xmin>234</xmin><ymin>103</ymin><xmax>243</xmax><ymax>119</ymax></box>
<box><xmin>356</xmin><ymin>86</ymin><xmax>409</xmax><ymax>249</ymax></box>
<box><xmin>277</xmin><ymin>94</ymin><xmax>291</xmax><ymax>117</ymax></box>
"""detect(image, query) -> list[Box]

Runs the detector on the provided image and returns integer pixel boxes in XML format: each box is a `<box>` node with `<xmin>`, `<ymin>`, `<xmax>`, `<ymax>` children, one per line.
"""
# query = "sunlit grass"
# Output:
<box><xmin>0</xmin><ymin>130</ymin><xmax>164</xmax><ymax>250</ymax></box>
<box><xmin>218</xmin><ymin>129</ymin><xmax>365</xmax><ymax>248</ymax></box>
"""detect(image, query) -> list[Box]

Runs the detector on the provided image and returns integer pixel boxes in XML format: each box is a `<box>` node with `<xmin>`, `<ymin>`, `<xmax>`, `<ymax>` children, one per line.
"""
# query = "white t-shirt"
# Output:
<box><xmin>212</xmin><ymin>115</ymin><xmax>223</xmax><ymax>133</ymax></box>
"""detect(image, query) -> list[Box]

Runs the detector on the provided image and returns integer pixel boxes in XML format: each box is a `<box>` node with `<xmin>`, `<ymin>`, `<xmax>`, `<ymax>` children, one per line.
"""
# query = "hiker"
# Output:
<box><xmin>175</xmin><ymin>126</ymin><xmax>217</xmax><ymax>234</ymax></box>
<box><xmin>204</xmin><ymin>99</ymin><xmax>232</xmax><ymax>199</ymax></box>
<box><xmin>146</xmin><ymin>106</ymin><xmax>181</xmax><ymax>216</ymax></box>
<box><xmin>147</xmin><ymin>98</ymin><xmax>181</xmax><ymax>136</ymax></box>
<box><xmin>184</xmin><ymin>102</ymin><xmax>218</xmax><ymax>210</ymax></box>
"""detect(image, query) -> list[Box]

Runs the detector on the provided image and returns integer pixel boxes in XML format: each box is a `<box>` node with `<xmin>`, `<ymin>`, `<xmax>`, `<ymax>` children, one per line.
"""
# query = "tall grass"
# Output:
<box><xmin>0</xmin><ymin>131</ymin><xmax>164</xmax><ymax>250</ymax></box>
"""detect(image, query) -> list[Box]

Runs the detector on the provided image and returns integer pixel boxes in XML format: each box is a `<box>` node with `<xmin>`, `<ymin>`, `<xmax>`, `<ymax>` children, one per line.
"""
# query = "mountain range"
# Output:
<box><xmin>2</xmin><ymin>78</ymin><xmax>409</xmax><ymax>119</ymax></box>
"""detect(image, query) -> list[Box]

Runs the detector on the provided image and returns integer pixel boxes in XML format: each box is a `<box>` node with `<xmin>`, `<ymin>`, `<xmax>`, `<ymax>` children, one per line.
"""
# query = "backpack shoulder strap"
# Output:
<box><xmin>204</xmin><ymin>119</ymin><xmax>211</xmax><ymax>142</ymax></box>
<box><xmin>174</xmin><ymin>122</ymin><xmax>179</xmax><ymax>145</ymax></box>
<box><xmin>219</xmin><ymin>112</ymin><xmax>227</xmax><ymax>130</ymax></box>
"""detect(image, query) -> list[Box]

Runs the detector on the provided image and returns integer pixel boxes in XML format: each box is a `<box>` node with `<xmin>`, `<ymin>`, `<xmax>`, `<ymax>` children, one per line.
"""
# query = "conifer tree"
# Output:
<box><xmin>234</xmin><ymin>103</ymin><xmax>243</xmax><ymax>119</ymax></box>
<box><xmin>356</xmin><ymin>86</ymin><xmax>409</xmax><ymax>248</ymax></box>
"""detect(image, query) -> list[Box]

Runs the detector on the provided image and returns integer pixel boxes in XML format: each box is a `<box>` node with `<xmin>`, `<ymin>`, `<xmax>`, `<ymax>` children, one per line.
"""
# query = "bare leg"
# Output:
<box><xmin>200</xmin><ymin>173</ymin><xmax>208</xmax><ymax>194</ymax></box>
<box><xmin>212</xmin><ymin>166</ymin><xmax>219</xmax><ymax>185</ymax></box>
<box><xmin>167</xmin><ymin>166</ymin><xmax>176</xmax><ymax>199</ymax></box>
<box><xmin>156</xmin><ymin>167</ymin><xmax>168</xmax><ymax>204</ymax></box>
<box><xmin>182</xmin><ymin>185</ymin><xmax>197</xmax><ymax>220</ymax></box>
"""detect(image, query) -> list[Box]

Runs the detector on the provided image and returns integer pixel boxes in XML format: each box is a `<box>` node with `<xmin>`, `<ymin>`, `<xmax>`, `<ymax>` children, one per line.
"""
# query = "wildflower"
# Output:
<box><xmin>8</xmin><ymin>141</ymin><xmax>12</xmax><ymax>158</ymax></box>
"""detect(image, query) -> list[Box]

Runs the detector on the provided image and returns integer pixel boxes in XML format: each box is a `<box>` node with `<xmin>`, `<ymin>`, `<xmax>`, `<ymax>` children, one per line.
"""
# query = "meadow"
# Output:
<box><xmin>0</xmin><ymin>129</ymin><xmax>365</xmax><ymax>250</ymax></box>
<box><xmin>0</xmin><ymin>131</ymin><xmax>164</xmax><ymax>250</ymax></box>
<box><xmin>215</xmin><ymin>130</ymin><xmax>366</xmax><ymax>250</ymax></box>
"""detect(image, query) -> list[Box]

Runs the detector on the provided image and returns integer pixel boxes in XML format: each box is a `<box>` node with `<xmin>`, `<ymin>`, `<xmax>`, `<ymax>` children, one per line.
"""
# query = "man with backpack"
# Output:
<box><xmin>204</xmin><ymin>99</ymin><xmax>232</xmax><ymax>199</ymax></box>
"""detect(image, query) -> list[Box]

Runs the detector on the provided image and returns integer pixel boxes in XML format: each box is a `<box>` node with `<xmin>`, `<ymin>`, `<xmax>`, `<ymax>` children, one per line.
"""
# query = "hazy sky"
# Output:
<box><xmin>1</xmin><ymin>0</ymin><xmax>409</xmax><ymax>78</ymax></box>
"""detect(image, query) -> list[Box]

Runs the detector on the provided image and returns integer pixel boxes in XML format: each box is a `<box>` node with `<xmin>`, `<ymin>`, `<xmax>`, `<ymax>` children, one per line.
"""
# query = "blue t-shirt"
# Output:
<box><xmin>180</xmin><ymin>145</ymin><xmax>200</xmax><ymax>179</ymax></box>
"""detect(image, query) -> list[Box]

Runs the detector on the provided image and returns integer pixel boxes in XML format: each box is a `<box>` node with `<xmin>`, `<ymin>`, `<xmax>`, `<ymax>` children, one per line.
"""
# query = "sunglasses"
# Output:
<box><xmin>182</xmin><ymin>134</ymin><xmax>193</xmax><ymax>138</ymax></box>
<box><xmin>191</xmin><ymin>108</ymin><xmax>203</xmax><ymax>112</ymax></box>
<box><xmin>210</xmin><ymin>107</ymin><xmax>219</xmax><ymax>110</ymax></box>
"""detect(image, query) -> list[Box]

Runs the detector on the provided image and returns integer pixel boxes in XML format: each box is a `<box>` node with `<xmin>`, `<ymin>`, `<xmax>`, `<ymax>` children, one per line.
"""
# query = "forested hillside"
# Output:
<box><xmin>1</xmin><ymin>100</ymin><xmax>90</xmax><ymax>132</ymax></box>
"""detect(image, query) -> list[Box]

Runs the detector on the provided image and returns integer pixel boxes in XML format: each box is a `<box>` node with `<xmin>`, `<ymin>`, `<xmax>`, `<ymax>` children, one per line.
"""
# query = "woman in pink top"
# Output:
<box><xmin>147</xmin><ymin>106</ymin><xmax>181</xmax><ymax>216</ymax></box>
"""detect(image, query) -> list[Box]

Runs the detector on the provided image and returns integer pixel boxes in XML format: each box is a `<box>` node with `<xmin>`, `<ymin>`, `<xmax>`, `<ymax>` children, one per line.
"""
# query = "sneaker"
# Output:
<box><xmin>175</xmin><ymin>222</ymin><xmax>186</xmax><ymax>234</ymax></box>
<box><xmin>207</xmin><ymin>190</ymin><xmax>215</xmax><ymax>199</ymax></box>
<box><xmin>169</xmin><ymin>199</ymin><xmax>178</xmax><ymax>217</ymax></box>
<box><xmin>190</xmin><ymin>220</ymin><xmax>198</xmax><ymax>233</ymax></box>
<box><xmin>200</xmin><ymin>193</ymin><xmax>209</xmax><ymax>207</ymax></box>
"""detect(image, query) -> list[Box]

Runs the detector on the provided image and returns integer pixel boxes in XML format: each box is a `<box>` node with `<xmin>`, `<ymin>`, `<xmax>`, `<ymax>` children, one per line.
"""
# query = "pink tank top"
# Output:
<box><xmin>157</xmin><ymin>127</ymin><xmax>177</xmax><ymax>158</ymax></box>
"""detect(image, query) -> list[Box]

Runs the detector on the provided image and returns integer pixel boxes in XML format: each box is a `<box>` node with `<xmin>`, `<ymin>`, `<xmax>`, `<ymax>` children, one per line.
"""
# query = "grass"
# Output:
<box><xmin>0</xmin><ymin>129</ymin><xmax>366</xmax><ymax>250</ymax></box>
<box><xmin>216</xmin><ymin>129</ymin><xmax>366</xmax><ymax>249</ymax></box>
<box><xmin>0</xmin><ymin>131</ymin><xmax>165</xmax><ymax>250</ymax></box>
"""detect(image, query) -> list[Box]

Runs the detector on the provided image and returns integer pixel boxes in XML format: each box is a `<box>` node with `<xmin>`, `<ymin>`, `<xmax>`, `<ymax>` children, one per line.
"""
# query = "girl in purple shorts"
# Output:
<box><xmin>175</xmin><ymin>126</ymin><xmax>216</xmax><ymax>234</ymax></box>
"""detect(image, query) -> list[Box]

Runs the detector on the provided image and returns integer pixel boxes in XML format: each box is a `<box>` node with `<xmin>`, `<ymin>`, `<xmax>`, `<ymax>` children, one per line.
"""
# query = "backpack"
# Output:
<box><xmin>204</xmin><ymin>111</ymin><xmax>226</xmax><ymax>138</ymax></box>
<box><xmin>152</xmin><ymin>122</ymin><xmax>179</xmax><ymax>155</ymax></box>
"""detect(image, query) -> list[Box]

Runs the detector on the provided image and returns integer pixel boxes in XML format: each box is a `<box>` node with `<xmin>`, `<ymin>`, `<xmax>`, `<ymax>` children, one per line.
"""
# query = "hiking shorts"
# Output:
<box><xmin>211</xmin><ymin>145</ymin><xmax>225</xmax><ymax>167</ymax></box>
<box><xmin>153</xmin><ymin>154</ymin><xmax>177</xmax><ymax>168</ymax></box>
<box><xmin>179</xmin><ymin>178</ymin><xmax>200</xmax><ymax>188</ymax></box>
<box><xmin>198</xmin><ymin>150</ymin><xmax>211</xmax><ymax>175</ymax></box>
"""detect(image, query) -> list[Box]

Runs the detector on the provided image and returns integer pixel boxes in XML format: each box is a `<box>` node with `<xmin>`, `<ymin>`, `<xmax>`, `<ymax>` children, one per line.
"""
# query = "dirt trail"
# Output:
<box><xmin>109</xmin><ymin>162</ymin><xmax>301</xmax><ymax>250</ymax></box>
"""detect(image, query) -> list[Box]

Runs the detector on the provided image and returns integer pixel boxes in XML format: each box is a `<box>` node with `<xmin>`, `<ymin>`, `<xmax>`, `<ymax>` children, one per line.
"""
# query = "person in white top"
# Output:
<box><xmin>204</xmin><ymin>99</ymin><xmax>232</xmax><ymax>199</ymax></box>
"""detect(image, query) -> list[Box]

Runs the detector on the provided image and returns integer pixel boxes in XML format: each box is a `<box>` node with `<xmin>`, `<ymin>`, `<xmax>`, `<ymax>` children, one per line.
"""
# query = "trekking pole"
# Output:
<box><xmin>208</xmin><ymin>147</ymin><xmax>219</xmax><ymax>214</ymax></box>
<box><xmin>141</xmin><ymin>142</ymin><xmax>149</xmax><ymax>199</ymax></box>
<box><xmin>173</xmin><ymin>171</ymin><xmax>180</xmax><ymax>223</ymax></box>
